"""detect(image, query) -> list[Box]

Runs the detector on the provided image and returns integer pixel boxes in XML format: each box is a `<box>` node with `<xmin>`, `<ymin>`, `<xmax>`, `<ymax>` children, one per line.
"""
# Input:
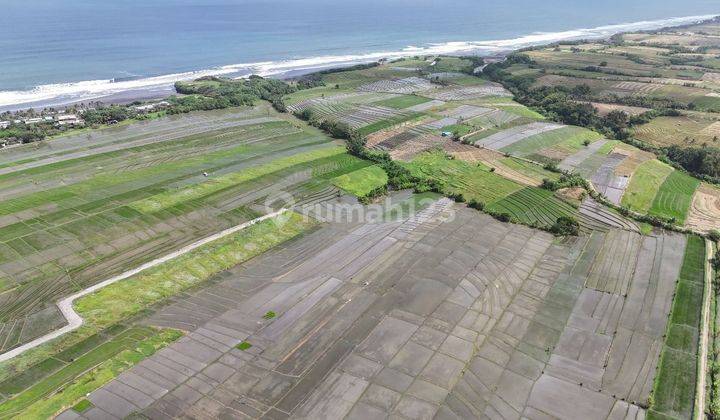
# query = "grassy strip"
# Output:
<box><xmin>0</xmin><ymin>327</ymin><xmax>175</xmax><ymax>418</ymax></box>
<box><xmin>622</xmin><ymin>160</ymin><xmax>674</xmax><ymax>214</ymax></box>
<box><xmin>650</xmin><ymin>235</ymin><xmax>706</xmax><ymax>419</ymax></box>
<box><xmin>649</xmin><ymin>170</ymin><xmax>701</xmax><ymax>224</ymax></box>
<box><xmin>130</xmin><ymin>146</ymin><xmax>345</xmax><ymax>213</ymax></box>
<box><xmin>74</xmin><ymin>212</ymin><xmax>314</xmax><ymax>330</ymax></box>
<box><xmin>5</xmin><ymin>329</ymin><xmax>181</xmax><ymax>420</ymax></box>
<box><xmin>332</xmin><ymin>165</ymin><xmax>388</xmax><ymax>198</ymax></box>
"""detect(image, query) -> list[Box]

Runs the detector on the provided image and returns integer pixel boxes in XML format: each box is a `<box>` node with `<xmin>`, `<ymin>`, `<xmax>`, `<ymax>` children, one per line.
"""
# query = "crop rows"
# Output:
<box><xmin>485</xmin><ymin>187</ymin><xmax>578</xmax><ymax>228</ymax></box>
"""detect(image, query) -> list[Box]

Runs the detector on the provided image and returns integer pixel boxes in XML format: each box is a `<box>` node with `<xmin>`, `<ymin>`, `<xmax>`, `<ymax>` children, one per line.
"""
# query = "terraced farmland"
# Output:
<box><xmin>44</xmin><ymin>199</ymin><xmax>696</xmax><ymax>420</ymax></box>
<box><xmin>0</xmin><ymin>104</ymin><xmax>369</xmax><ymax>354</ymax></box>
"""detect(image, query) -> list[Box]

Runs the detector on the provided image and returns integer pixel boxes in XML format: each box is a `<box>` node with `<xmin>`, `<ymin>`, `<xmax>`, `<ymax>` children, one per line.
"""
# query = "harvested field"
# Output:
<box><xmin>614</xmin><ymin>146</ymin><xmax>655</xmax><ymax>178</ymax></box>
<box><xmin>446</xmin><ymin>147</ymin><xmax>545</xmax><ymax>186</ymax></box>
<box><xmin>55</xmin><ymin>198</ymin><xmax>693</xmax><ymax>420</ymax></box>
<box><xmin>612</xmin><ymin>81</ymin><xmax>664</xmax><ymax>94</ymax></box>
<box><xmin>685</xmin><ymin>183</ymin><xmax>720</xmax><ymax>233</ymax></box>
<box><xmin>590</xmin><ymin>153</ymin><xmax>631</xmax><ymax>205</ymax></box>
<box><xmin>358</xmin><ymin>77</ymin><xmax>438</xmax><ymax>94</ymax></box>
<box><xmin>405</xmin><ymin>100</ymin><xmax>445</xmax><ymax>113</ymax></box>
<box><xmin>440</xmin><ymin>105</ymin><xmax>493</xmax><ymax>120</ymax></box>
<box><xmin>423</xmin><ymin>83</ymin><xmax>512</xmax><ymax>101</ymax></box>
<box><xmin>586</xmin><ymin>102</ymin><xmax>650</xmax><ymax>117</ymax></box>
<box><xmin>634</xmin><ymin>114</ymin><xmax>720</xmax><ymax>147</ymax></box>
<box><xmin>472</xmin><ymin>122</ymin><xmax>564</xmax><ymax>150</ymax></box>
<box><xmin>388</xmin><ymin>135</ymin><xmax>449</xmax><ymax>161</ymax></box>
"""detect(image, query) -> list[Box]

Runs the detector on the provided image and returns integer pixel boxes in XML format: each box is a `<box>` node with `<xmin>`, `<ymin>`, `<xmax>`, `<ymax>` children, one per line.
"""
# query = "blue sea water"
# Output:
<box><xmin>0</xmin><ymin>0</ymin><xmax>718</xmax><ymax>108</ymax></box>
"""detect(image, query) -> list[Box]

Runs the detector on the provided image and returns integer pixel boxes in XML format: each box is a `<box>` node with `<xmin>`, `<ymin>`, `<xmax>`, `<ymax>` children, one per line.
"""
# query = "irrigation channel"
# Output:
<box><xmin>0</xmin><ymin>209</ymin><xmax>288</xmax><ymax>363</ymax></box>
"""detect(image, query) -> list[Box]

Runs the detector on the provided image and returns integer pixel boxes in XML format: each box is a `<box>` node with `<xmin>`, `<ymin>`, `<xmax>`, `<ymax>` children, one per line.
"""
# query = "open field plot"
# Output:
<box><xmin>332</xmin><ymin>165</ymin><xmax>388</xmax><ymax>198</ymax></box>
<box><xmin>650</xmin><ymin>235</ymin><xmax>706</xmax><ymax>420</ymax></box>
<box><xmin>500</xmin><ymin>126</ymin><xmax>603</xmax><ymax>158</ymax></box>
<box><xmin>634</xmin><ymin>113</ymin><xmax>720</xmax><ymax>147</ymax></box>
<box><xmin>648</xmin><ymin>170</ymin><xmax>701</xmax><ymax>224</ymax></box>
<box><xmin>685</xmin><ymin>183</ymin><xmax>720</xmax><ymax>233</ymax></box>
<box><xmin>358</xmin><ymin>77</ymin><xmax>438</xmax><ymax>94</ymax></box>
<box><xmin>621</xmin><ymin>160</ymin><xmax>675</xmax><ymax>214</ymax></box>
<box><xmin>0</xmin><ymin>106</ymin><xmax>369</xmax><ymax>352</ymax></box>
<box><xmin>403</xmin><ymin>151</ymin><xmax>623</xmax><ymax>231</ymax></box>
<box><xmin>471</xmin><ymin>122</ymin><xmax>565</xmax><ymax>150</ymax></box>
<box><xmin>50</xmin><ymin>198</ymin><xmax>692</xmax><ymax>419</ymax></box>
<box><xmin>422</xmin><ymin>82</ymin><xmax>512</xmax><ymax>100</ymax></box>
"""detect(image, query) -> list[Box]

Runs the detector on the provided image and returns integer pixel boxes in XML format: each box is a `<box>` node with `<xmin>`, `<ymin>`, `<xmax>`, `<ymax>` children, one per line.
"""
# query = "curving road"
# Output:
<box><xmin>0</xmin><ymin>209</ymin><xmax>288</xmax><ymax>363</ymax></box>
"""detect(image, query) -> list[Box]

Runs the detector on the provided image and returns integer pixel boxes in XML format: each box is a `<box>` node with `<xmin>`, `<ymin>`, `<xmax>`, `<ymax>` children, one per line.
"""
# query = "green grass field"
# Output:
<box><xmin>485</xmin><ymin>187</ymin><xmax>579</xmax><ymax>228</ymax></box>
<box><xmin>499</xmin><ymin>157</ymin><xmax>562</xmax><ymax>183</ymax></box>
<box><xmin>501</xmin><ymin>126</ymin><xmax>603</xmax><ymax>157</ymax></box>
<box><xmin>648</xmin><ymin>171</ymin><xmax>701</xmax><ymax>223</ymax></box>
<box><xmin>0</xmin><ymin>327</ymin><xmax>181</xmax><ymax>419</ymax></box>
<box><xmin>404</xmin><ymin>151</ymin><xmax>524</xmax><ymax>204</ymax></box>
<box><xmin>622</xmin><ymin>160</ymin><xmax>674</xmax><ymax>213</ymax></box>
<box><xmin>332</xmin><ymin>165</ymin><xmax>388</xmax><ymax>197</ymax></box>
<box><xmin>374</xmin><ymin>95</ymin><xmax>431</xmax><ymax>109</ymax></box>
<box><xmin>650</xmin><ymin>235</ymin><xmax>705</xmax><ymax>420</ymax></box>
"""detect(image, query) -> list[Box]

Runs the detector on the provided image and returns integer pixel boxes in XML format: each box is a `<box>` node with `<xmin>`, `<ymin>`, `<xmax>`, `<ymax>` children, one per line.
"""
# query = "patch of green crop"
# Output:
<box><xmin>649</xmin><ymin>170</ymin><xmax>700</xmax><ymax>224</ymax></box>
<box><xmin>236</xmin><ymin>342</ymin><xmax>252</xmax><ymax>351</ymax></box>
<box><xmin>622</xmin><ymin>160</ymin><xmax>674</xmax><ymax>213</ymax></box>
<box><xmin>332</xmin><ymin>165</ymin><xmax>388</xmax><ymax>197</ymax></box>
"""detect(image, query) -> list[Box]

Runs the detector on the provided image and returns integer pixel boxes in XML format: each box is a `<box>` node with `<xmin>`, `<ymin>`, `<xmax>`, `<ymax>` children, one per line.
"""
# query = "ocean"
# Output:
<box><xmin>0</xmin><ymin>0</ymin><xmax>718</xmax><ymax>110</ymax></box>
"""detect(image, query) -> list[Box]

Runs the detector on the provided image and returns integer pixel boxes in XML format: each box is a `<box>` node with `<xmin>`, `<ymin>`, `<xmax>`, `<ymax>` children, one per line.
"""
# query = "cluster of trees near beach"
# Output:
<box><xmin>0</xmin><ymin>76</ymin><xmax>300</xmax><ymax>145</ymax></box>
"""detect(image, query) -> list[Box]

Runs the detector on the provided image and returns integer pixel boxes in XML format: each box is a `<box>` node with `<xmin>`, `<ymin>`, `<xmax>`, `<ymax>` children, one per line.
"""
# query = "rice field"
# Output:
<box><xmin>0</xmin><ymin>105</ymin><xmax>366</xmax><ymax>354</ymax></box>
<box><xmin>650</xmin><ymin>235</ymin><xmax>706</xmax><ymax>420</ymax></box>
<box><xmin>485</xmin><ymin>187</ymin><xmax>579</xmax><ymax>227</ymax></box>
<box><xmin>332</xmin><ymin>165</ymin><xmax>388</xmax><ymax>197</ymax></box>
<box><xmin>621</xmin><ymin>160</ymin><xmax>675</xmax><ymax>213</ymax></box>
<box><xmin>648</xmin><ymin>170</ymin><xmax>701</xmax><ymax>224</ymax></box>
<box><xmin>500</xmin><ymin>126</ymin><xmax>603</xmax><ymax>157</ymax></box>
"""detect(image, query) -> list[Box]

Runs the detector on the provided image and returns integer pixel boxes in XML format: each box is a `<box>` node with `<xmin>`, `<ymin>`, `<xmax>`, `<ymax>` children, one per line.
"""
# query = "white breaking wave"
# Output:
<box><xmin>0</xmin><ymin>13</ymin><xmax>715</xmax><ymax>109</ymax></box>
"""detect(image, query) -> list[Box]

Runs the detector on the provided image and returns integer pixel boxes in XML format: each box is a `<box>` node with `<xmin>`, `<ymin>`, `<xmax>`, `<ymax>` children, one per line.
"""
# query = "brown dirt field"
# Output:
<box><xmin>701</xmin><ymin>121</ymin><xmax>720</xmax><ymax>136</ymax></box>
<box><xmin>613</xmin><ymin>146</ymin><xmax>655</xmax><ymax>177</ymax></box>
<box><xmin>587</xmin><ymin>102</ymin><xmax>650</xmax><ymax>117</ymax></box>
<box><xmin>365</xmin><ymin>120</ymin><xmax>428</xmax><ymax>148</ymax></box>
<box><xmin>555</xmin><ymin>187</ymin><xmax>586</xmax><ymax>204</ymax></box>
<box><xmin>685</xmin><ymin>183</ymin><xmax>720</xmax><ymax>233</ymax></box>
<box><xmin>702</xmin><ymin>72</ymin><xmax>720</xmax><ymax>83</ymax></box>
<box><xmin>389</xmin><ymin>135</ymin><xmax>448</xmax><ymax>161</ymax></box>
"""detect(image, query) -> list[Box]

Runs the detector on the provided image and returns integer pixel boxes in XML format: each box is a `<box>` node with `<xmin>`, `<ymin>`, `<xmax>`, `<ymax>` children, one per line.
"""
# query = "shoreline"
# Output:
<box><xmin>0</xmin><ymin>13</ymin><xmax>715</xmax><ymax>113</ymax></box>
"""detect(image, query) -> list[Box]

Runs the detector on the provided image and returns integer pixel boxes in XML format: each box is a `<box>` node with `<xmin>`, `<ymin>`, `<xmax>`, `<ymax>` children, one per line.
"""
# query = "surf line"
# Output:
<box><xmin>0</xmin><ymin>209</ymin><xmax>289</xmax><ymax>363</ymax></box>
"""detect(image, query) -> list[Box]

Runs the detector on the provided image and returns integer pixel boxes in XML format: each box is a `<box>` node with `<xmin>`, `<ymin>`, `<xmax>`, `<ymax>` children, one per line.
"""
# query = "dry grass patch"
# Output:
<box><xmin>685</xmin><ymin>183</ymin><xmax>720</xmax><ymax>233</ymax></box>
